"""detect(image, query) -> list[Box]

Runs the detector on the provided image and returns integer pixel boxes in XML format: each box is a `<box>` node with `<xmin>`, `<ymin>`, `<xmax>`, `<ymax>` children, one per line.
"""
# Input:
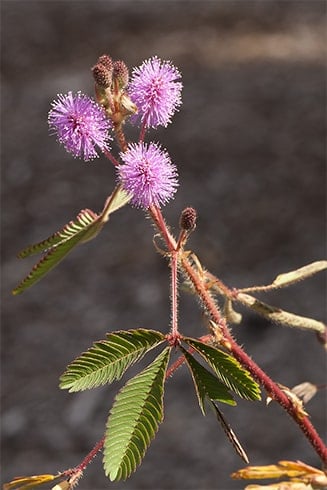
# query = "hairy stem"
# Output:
<box><xmin>65</xmin><ymin>436</ymin><xmax>105</xmax><ymax>480</ymax></box>
<box><xmin>170</xmin><ymin>251</ymin><xmax>179</xmax><ymax>339</ymax></box>
<box><xmin>113</xmin><ymin>122</ymin><xmax>128</xmax><ymax>152</ymax></box>
<box><xmin>181</xmin><ymin>255</ymin><xmax>327</xmax><ymax>463</ymax></box>
<box><xmin>148</xmin><ymin>206</ymin><xmax>326</xmax><ymax>462</ymax></box>
<box><xmin>79</xmin><ymin>437</ymin><xmax>105</xmax><ymax>472</ymax></box>
<box><xmin>139</xmin><ymin>122</ymin><xmax>147</xmax><ymax>143</ymax></box>
<box><xmin>148</xmin><ymin>205</ymin><xmax>176</xmax><ymax>252</ymax></box>
<box><xmin>102</xmin><ymin>148</ymin><xmax>120</xmax><ymax>167</ymax></box>
<box><xmin>165</xmin><ymin>334</ymin><xmax>212</xmax><ymax>379</ymax></box>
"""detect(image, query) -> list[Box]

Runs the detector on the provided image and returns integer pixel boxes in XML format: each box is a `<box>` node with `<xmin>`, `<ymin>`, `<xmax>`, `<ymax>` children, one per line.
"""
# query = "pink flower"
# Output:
<box><xmin>118</xmin><ymin>142</ymin><xmax>179</xmax><ymax>209</ymax></box>
<box><xmin>48</xmin><ymin>92</ymin><xmax>112</xmax><ymax>161</ymax></box>
<box><xmin>128</xmin><ymin>56</ymin><xmax>182</xmax><ymax>129</ymax></box>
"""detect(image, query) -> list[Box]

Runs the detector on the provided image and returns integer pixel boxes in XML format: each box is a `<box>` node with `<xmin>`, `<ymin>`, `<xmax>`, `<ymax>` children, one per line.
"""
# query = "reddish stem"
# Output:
<box><xmin>169</xmin><ymin>252</ymin><xmax>179</xmax><ymax>340</ymax></box>
<box><xmin>64</xmin><ymin>437</ymin><xmax>105</xmax><ymax>481</ymax></box>
<box><xmin>148</xmin><ymin>205</ymin><xmax>177</xmax><ymax>252</ymax></box>
<box><xmin>139</xmin><ymin>122</ymin><xmax>147</xmax><ymax>142</ymax></box>
<box><xmin>204</xmin><ymin>271</ymin><xmax>235</xmax><ymax>298</ymax></box>
<box><xmin>102</xmin><ymin>148</ymin><xmax>120</xmax><ymax>167</ymax></box>
<box><xmin>77</xmin><ymin>437</ymin><xmax>105</xmax><ymax>472</ymax></box>
<box><xmin>114</xmin><ymin>123</ymin><xmax>128</xmax><ymax>152</ymax></box>
<box><xmin>181</xmin><ymin>255</ymin><xmax>327</xmax><ymax>463</ymax></box>
<box><xmin>165</xmin><ymin>334</ymin><xmax>212</xmax><ymax>379</ymax></box>
<box><xmin>66</xmin><ymin>204</ymin><xmax>327</xmax><ymax>479</ymax></box>
<box><xmin>229</xmin><ymin>341</ymin><xmax>327</xmax><ymax>462</ymax></box>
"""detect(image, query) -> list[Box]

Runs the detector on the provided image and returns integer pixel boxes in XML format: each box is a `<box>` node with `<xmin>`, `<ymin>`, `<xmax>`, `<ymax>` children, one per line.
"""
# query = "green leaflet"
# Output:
<box><xmin>12</xmin><ymin>210</ymin><xmax>103</xmax><ymax>295</ymax></box>
<box><xmin>180</xmin><ymin>346</ymin><xmax>236</xmax><ymax>414</ymax></box>
<box><xmin>13</xmin><ymin>185</ymin><xmax>131</xmax><ymax>295</ymax></box>
<box><xmin>103</xmin><ymin>347</ymin><xmax>170</xmax><ymax>481</ymax></box>
<box><xmin>16</xmin><ymin>209</ymin><xmax>99</xmax><ymax>259</ymax></box>
<box><xmin>59</xmin><ymin>329</ymin><xmax>165</xmax><ymax>392</ymax></box>
<box><xmin>184</xmin><ymin>338</ymin><xmax>261</xmax><ymax>401</ymax></box>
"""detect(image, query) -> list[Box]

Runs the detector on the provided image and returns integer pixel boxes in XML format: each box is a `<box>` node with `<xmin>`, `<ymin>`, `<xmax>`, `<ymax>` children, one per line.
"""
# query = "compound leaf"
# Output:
<box><xmin>13</xmin><ymin>186</ymin><xmax>131</xmax><ymax>295</ymax></box>
<box><xmin>103</xmin><ymin>347</ymin><xmax>170</xmax><ymax>481</ymax></box>
<box><xmin>184</xmin><ymin>338</ymin><xmax>261</xmax><ymax>401</ymax></box>
<box><xmin>60</xmin><ymin>329</ymin><xmax>165</xmax><ymax>392</ymax></box>
<box><xmin>17</xmin><ymin>209</ymin><xmax>99</xmax><ymax>259</ymax></box>
<box><xmin>12</xmin><ymin>209</ymin><xmax>103</xmax><ymax>295</ymax></box>
<box><xmin>180</xmin><ymin>346</ymin><xmax>235</xmax><ymax>414</ymax></box>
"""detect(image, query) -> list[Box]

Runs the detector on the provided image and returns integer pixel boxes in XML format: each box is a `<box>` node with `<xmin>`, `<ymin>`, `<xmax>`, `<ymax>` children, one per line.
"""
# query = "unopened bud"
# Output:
<box><xmin>97</xmin><ymin>54</ymin><xmax>113</xmax><ymax>71</ymax></box>
<box><xmin>113</xmin><ymin>60</ymin><xmax>129</xmax><ymax>89</ymax></box>
<box><xmin>180</xmin><ymin>207</ymin><xmax>197</xmax><ymax>232</ymax></box>
<box><xmin>92</xmin><ymin>63</ymin><xmax>112</xmax><ymax>89</ymax></box>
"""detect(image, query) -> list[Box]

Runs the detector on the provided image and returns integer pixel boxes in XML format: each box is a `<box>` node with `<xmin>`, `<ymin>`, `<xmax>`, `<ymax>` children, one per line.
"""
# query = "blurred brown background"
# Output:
<box><xmin>1</xmin><ymin>1</ymin><xmax>326</xmax><ymax>489</ymax></box>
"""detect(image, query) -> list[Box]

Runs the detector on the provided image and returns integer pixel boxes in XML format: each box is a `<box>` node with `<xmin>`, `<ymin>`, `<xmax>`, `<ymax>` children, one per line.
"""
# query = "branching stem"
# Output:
<box><xmin>148</xmin><ymin>205</ymin><xmax>176</xmax><ymax>252</ymax></box>
<box><xmin>149</xmin><ymin>205</ymin><xmax>327</xmax><ymax>463</ymax></box>
<box><xmin>181</xmin><ymin>255</ymin><xmax>327</xmax><ymax>463</ymax></box>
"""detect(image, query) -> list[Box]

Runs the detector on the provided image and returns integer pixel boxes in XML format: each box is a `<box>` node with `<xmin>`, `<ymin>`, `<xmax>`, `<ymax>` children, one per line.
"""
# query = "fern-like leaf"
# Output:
<box><xmin>184</xmin><ymin>338</ymin><xmax>261</xmax><ymax>401</ymax></box>
<box><xmin>12</xmin><ymin>212</ymin><xmax>104</xmax><ymax>295</ymax></box>
<box><xmin>60</xmin><ymin>329</ymin><xmax>165</xmax><ymax>392</ymax></box>
<box><xmin>180</xmin><ymin>346</ymin><xmax>236</xmax><ymax>414</ymax></box>
<box><xmin>17</xmin><ymin>209</ymin><xmax>99</xmax><ymax>259</ymax></box>
<box><xmin>103</xmin><ymin>347</ymin><xmax>170</xmax><ymax>481</ymax></box>
<box><xmin>13</xmin><ymin>186</ymin><xmax>131</xmax><ymax>295</ymax></box>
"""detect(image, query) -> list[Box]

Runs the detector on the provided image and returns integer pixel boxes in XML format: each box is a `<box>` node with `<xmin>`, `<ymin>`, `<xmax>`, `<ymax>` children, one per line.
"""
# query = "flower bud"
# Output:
<box><xmin>97</xmin><ymin>54</ymin><xmax>113</xmax><ymax>71</ymax></box>
<box><xmin>113</xmin><ymin>60</ymin><xmax>129</xmax><ymax>89</ymax></box>
<box><xmin>180</xmin><ymin>207</ymin><xmax>197</xmax><ymax>232</ymax></box>
<box><xmin>92</xmin><ymin>63</ymin><xmax>112</xmax><ymax>89</ymax></box>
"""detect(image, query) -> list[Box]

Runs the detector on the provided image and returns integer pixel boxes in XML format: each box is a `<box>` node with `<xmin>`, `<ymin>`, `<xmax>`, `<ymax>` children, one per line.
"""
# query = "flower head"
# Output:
<box><xmin>48</xmin><ymin>91</ymin><xmax>112</xmax><ymax>161</ymax></box>
<box><xmin>118</xmin><ymin>142</ymin><xmax>179</xmax><ymax>209</ymax></box>
<box><xmin>128</xmin><ymin>56</ymin><xmax>182</xmax><ymax>128</ymax></box>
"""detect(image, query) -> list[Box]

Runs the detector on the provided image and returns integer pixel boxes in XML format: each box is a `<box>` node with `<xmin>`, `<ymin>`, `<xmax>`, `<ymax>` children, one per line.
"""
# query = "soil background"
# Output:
<box><xmin>1</xmin><ymin>1</ymin><xmax>326</xmax><ymax>489</ymax></box>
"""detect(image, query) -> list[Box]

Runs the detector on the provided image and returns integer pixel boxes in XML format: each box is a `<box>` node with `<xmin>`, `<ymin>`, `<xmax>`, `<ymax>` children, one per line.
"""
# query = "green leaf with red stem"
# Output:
<box><xmin>12</xmin><ymin>186</ymin><xmax>131</xmax><ymax>295</ymax></box>
<box><xmin>180</xmin><ymin>345</ymin><xmax>236</xmax><ymax>414</ymax></box>
<box><xmin>12</xmin><ymin>209</ymin><xmax>103</xmax><ymax>295</ymax></box>
<box><xmin>184</xmin><ymin>338</ymin><xmax>261</xmax><ymax>401</ymax></box>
